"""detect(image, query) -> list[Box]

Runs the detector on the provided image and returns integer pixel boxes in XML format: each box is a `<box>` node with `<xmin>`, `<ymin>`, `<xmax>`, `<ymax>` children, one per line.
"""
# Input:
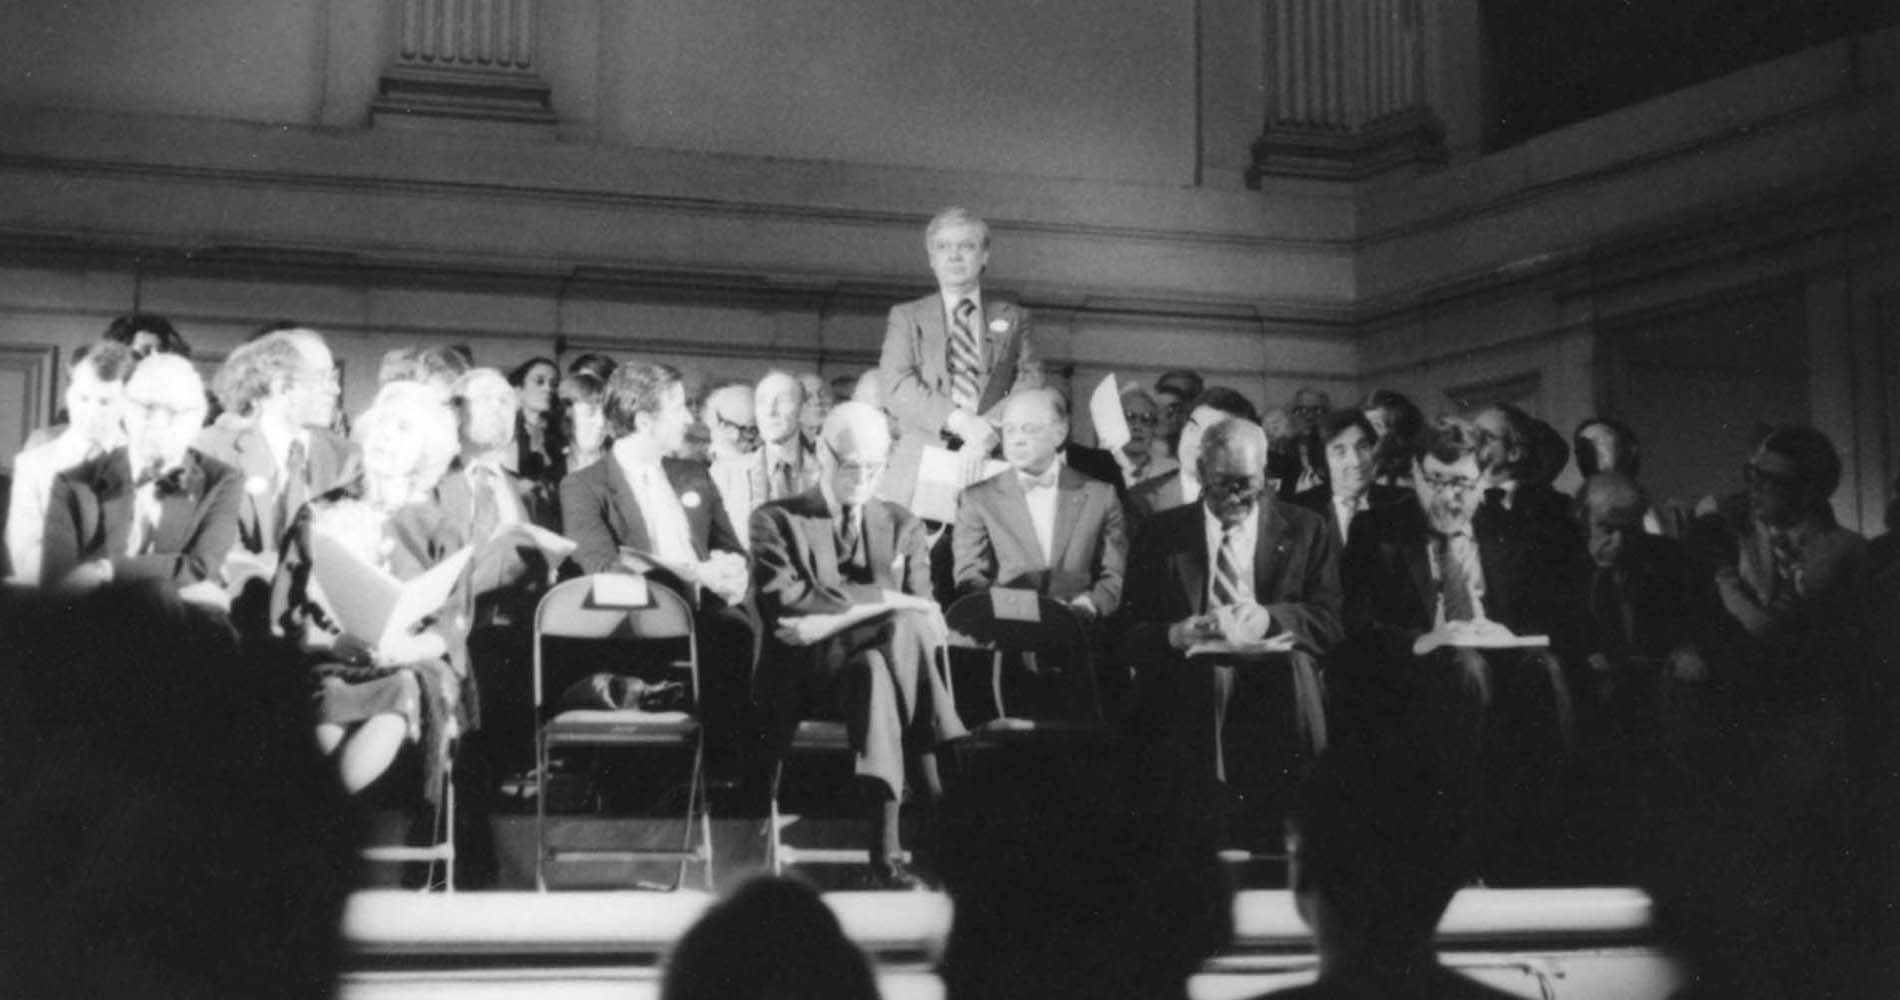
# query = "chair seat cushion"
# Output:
<box><xmin>790</xmin><ymin>719</ymin><xmax>851</xmax><ymax>750</ymax></box>
<box><xmin>544</xmin><ymin>709</ymin><xmax>699</xmax><ymax>745</ymax></box>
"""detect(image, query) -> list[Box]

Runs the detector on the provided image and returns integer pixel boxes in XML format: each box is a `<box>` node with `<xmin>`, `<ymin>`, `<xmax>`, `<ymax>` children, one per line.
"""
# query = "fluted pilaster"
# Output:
<box><xmin>373</xmin><ymin>0</ymin><xmax>554</xmax><ymax>128</ymax></box>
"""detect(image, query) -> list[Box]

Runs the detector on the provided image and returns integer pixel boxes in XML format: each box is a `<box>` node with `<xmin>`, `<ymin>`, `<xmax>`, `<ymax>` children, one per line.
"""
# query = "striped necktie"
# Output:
<box><xmin>1211</xmin><ymin>524</ymin><xmax>1250</xmax><ymax>608</ymax></box>
<box><xmin>948</xmin><ymin>298</ymin><xmax>981</xmax><ymax>412</ymax></box>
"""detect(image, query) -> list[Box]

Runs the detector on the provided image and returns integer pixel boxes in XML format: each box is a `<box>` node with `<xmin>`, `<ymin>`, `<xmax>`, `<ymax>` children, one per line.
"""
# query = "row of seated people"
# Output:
<box><xmin>5</xmin><ymin>314</ymin><xmax>1889</xmax><ymax>889</ymax></box>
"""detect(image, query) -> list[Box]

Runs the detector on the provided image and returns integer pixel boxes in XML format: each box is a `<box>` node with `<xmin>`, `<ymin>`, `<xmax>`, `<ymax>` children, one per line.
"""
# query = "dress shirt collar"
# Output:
<box><xmin>1017</xmin><ymin>460</ymin><xmax>1060</xmax><ymax>491</ymax></box>
<box><xmin>941</xmin><ymin>289</ymin><xmax>983</xmax><ymax>326</ymax></box>
<box><xmin>612</xmin><ymin>436</ymin><xmax>665</xmax><ymax>476</ymax></box>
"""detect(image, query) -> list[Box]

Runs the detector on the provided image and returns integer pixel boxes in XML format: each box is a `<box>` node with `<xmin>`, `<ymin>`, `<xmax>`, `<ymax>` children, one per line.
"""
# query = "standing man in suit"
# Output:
<box><xmin>1123</xmin><ymin>417</ymin><xmax>1342</xmax><ymax>836</ymax></box>
<box><xmin>710</xmin><ymin>370</ymin><xmax>822</xmax><ymax>549</ymax></box>
<box><xmin>43</xmin><ymin>354</ymin><xmax>240</xmax><ymax>598</ymax></box>
<box><xmin>198</xmin><ymin>329</ymin><xmax>357</xmax><ymax>639</ymax></box>
<box><xmin>8</xmin><ymin>341</ymin><xmax>135</xmax><ymax>586</ymax></box>
<box><xmin>1292</xmin><ymin>409</ymin><xmax>1408</xmax><ymax>545</ymax></box>
<box><xmin>1124</xmin><ymin>387</ymin><xmax>1259</xmax><ymax>537</ymax></box>
<box><xmin>561</xmin><ymin>361</ymin><xmax>757</xmax><ymax>792</ymax></box>
<box><xmin>876</xmin><ymin>207</ymin><xmax>1042</xmax><ymax>508</ymax></box>
<box><xmin>954</xmin><ymin>388</ymin><xmax>1128</xmax><ymax>716</ymax></box>
<box><xmin>749</xmin><ymin>402</ymin><xmax>967</xmax><ymax>887</ymax></box>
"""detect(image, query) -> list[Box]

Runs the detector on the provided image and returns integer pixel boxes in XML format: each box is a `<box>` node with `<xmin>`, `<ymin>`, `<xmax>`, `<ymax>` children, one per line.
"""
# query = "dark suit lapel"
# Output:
<box><xmin>1180</xmin><ymin>502</ymin><xmax>1210</xmax><ymax>616</ymax></box>
<box><xmin>863</xmin><ymin>501</ymin><xmax>897</xmax><ymax>587</ymax></box>
<box><xmin>664</xmin><ymin>460</ymin><xmax>713</xmax><ymax>560</ymax></box>
<box><xmin>228</xmin><ymin>427</ymin><xmax>272</xmax><ymax>550</ymax></box>
<box><xmin>96</xmin><ymin>452</ymin><xmax>135</xmax><ymax>560</ymax></box>
<box><xmin>604</xmin><ymin>458</ymin><xmax>653</xmax><ymax>553</ymax></box>
<box><xmin>1047</xmin><ymin>469</ymin><xmax>1086</xmax><ymax>570</ymax></box>
<box><xmin>800</xmin><ymin>497</ymin><xmax>843</xmax><ymax>589</ymax></box>
<box><xmin>1252</xmin><ymin>501</ymin><xmax>1294</xmax><ymax>600</ymax></box>
<box><xmin>918</xmin><ymin>296</ymin><xmax>949</xmax><ymax>395</ymax></box>
<box><xmin>151</xmin><ymin>453</ymin><xmax>211</xmax><ymax>554</ymax></box>
<box><xmin>994</xmin><ymin>472</ymin><xmax>1044</xmax><ymax>570</ymax></box>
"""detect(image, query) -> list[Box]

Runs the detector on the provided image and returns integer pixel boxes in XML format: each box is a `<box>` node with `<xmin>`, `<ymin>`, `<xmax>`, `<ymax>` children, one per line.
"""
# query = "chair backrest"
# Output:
<box><xmin>944</xmin><ymin>590</ymin><xmax>1090</xmax><ymax>655</ymax></box>
<box><xmin>532</xmin><ymin>574</ymin><xmax>698</xmax><ymax>709</ymax></box>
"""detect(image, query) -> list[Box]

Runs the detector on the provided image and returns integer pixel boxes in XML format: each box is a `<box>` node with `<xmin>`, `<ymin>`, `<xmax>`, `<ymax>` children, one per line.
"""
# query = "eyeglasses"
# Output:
<box><xmin>1289</xmin><ymin>404</ymin><xmax>1326</xmax><ymax>417</ymax></box>
<box><xmin>713</xmin><ymin>412</ymin><xmax>758</xmax><ymax>438</ymax></box>
<box><xmin>1000</xmin><ymin>421</ymin><xmax>1054</xmax><ymax>437</ymax></box>
<box><xmin>1204</xmin><ymin>474</ymin><xmax>1264</xmax><ymax>498</ymax></box>
<box><xmin>127</xmin><ymin>399</ymin><xmax>202</xmax><ymax>422</ymax></box>
<box><xmin>1122</xmin><ymin>411</ymin><xmax>1158</xmax><ymax>427</ymax></box>
<box><xmin>1421</xmin><ymin>473</ymin><xmax>1481</xmax><ymax>493</ymax></box>
<box><xmin>823</xmin><ymin>440</ymin><xmax>885</xmax><ymax>478</ymax></box>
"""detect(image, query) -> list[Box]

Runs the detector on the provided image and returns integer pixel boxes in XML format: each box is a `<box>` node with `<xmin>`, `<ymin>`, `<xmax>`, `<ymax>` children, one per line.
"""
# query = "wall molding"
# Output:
<box><xmin>0</xmin><ymin>341</ymin><xmax>60</xmax><ymax>441</ymax></box>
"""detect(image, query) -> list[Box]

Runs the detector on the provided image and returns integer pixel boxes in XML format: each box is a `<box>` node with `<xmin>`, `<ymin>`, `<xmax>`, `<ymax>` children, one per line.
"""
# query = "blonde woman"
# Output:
<box><xmin>270</xmin><ymin>381</ymin><xmax>468</xmax><ymax>795</ymax></box>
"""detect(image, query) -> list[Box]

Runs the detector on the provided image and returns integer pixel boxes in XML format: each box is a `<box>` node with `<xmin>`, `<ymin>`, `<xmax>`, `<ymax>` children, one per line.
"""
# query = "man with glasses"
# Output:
<box><xmin>42</xmin><ymin>354</ymin><xmax>240</xmax><ymax>596</ymax></box>
<box><xmin>1113</xmin><ymin>386</ymin><xmax>1176</xmax><ymax>488</ymax></box>
<box><xmin>198</xmin><ymin>330</ymin><xmax>359</xmax><ymax>619</ymax></box>
<box><xmin>1125</xmin><ymin>387</ymin><xmax>1260</xmax><ymax>536</ymax></box>
<box><xmin>750</xmin><ymin>401</ymin><xmax>967</xmax><ymax>888</ymax></box>
<box><xmin>1278</xmin><ymin>387</ymin><xmax>1333</xmax><ymax>500</ymax></box>
<box><xmin>1123</xmin><ymin>416</ymin><xmax>1341</xmax><ymax>843</ymax></box>
<box><xmin>1337</xmin><ymin>416</ymin><xmax>1584</xmax><ymax>878</ymax></box>
<box><xmin>709</xmin><ymin>371</ymin><xmax>820</xmax><ymax>550</ymax></box>
<box><xmin>701</xmin><ymin>380</ymin><xmax>760</xmax><ymax>463</ymax></box>
<box><xmin>876</xmin><ymin>208</ymin><xmax>1042</xmax><ymax>508</ymax></box>
<box><xmin>1713</xmin><ymin>425</ymin><xmax>1867</xmax><ymax>703</ymax></box>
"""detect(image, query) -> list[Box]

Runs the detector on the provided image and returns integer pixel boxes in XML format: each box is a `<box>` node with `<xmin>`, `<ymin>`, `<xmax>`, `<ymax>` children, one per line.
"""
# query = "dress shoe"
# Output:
<box><xmin>867</xmin><ymin>855</ymin><xmax>925</xmax><ymax>891</ymax></box>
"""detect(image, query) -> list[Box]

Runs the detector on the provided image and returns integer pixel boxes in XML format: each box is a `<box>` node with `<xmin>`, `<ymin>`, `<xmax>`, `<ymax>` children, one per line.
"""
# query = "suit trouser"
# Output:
<box><xmin>1143</xmin><ymin>650</ymin><xmax>1328</xmax><ymax>818</ymax></box>
<box><xmin>762</xmin><ymin>608</ymin><xmax>966</xmax><ymax>802</ymax></box>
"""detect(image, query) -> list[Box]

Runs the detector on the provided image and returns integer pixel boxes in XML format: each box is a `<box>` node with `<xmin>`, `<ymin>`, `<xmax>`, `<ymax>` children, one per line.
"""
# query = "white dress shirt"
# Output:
<box><xmin>613</xmin><ymin>441</ymin><xmax>696</xmax><ymax>569</ymax></box>
<box><xmin>1018</xmin><ymin>464</ymin><xmax>1060</xmax><ymax>565</ymax></box>
<box><xmin>1331</xmin><ymin>492</ymin><xmax>1369</xmax><ymax>544</ymax></box>
<box><xmin>6</xmin><ymin>428</ymin><xmax>98</xmax><ymax>584</ymax></box>
<box><xmin>1202</xmin><ymin>503</ymin><xmax>1259</xmax><ymax>609</ymax></box>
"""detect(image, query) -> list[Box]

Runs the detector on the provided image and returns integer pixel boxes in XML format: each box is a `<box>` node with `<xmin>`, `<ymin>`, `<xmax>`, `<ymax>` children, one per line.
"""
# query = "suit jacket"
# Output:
<box><xmin>748</xmin><ymin>489</ymin><xmax>933</xmax><ymax>624</ymax></box>
<box><xmin>876</xmin><ymin>292</ymin><xmax>1041</xmax><ymax>505</ymax></box>
<box><xmin>952</xmin><ymin>465</ymin><xmax>1126</xmax><ymax>616</ymax></box>
<box><xmin>1122</xmin><ymin>497</ymin><xmax>1343</xmax><ymax>669</ymax></box>
<box><xmin>1343</xmin><ymin>494</ymin><xmax>1588</xmax><ymax>663</ymax></box>
<box><xmin>561</xmin><ymin>454</ymin><xmax>744</xmax><ymax>576</ymax></box>
<box><xmin>7</xmin><ymin>429</ymin><xmax>96</xmax><ymax>585</ymax></box>
<box><xmin>1291</xmin><ymin>483</ymin><xmax>1410</xmax><ymax>544</ymax></box>
<box><xmin>1585</xmin><ymin>533</ymin><xmax>1720</xmax><ymax>662</ymax></box>
<box><xmin>1062</xmin><ymin>443</ymin><xmax>1128</xmax><ymax>499</ymax></box>
<box><xmin>194</xmin><ymin>416</ymin><xmax>359</xmax><ymax>556</ymax></box>
<box><xmin>1124</xmin><ymin>469</ymin><xmax>1188</xmax><ymax>543</ymax></box>
<box><xmin>709</xmin><ymin>436</ymin><xmax>822</xmax><ymax>550</ymax></box>
<box><xmin>41</xmin><ymin>447</ymin><xmax>242</xmax><ymax>590</ymax></box>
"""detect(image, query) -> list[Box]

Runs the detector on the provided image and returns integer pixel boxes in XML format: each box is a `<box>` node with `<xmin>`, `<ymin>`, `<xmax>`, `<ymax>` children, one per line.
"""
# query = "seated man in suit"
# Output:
<box><xmin>1123</xmin><ymin>417</ymin><xmax>1342</xmax><ymax>838</ymax></box>
<box><xmin>1113</xmin><ymin>386</ymin><xmax>1177</xmax><ymax>489</ymax></box>
<box><xmin>1124</xmin><ymin>386</ymin><xmax>1259</xmax><ymax>536</ymax></box>
<box><xmin>8</xmin><ymin>340</ymin><xmax>135</xmax><ymax>587</ymax></box>
<box><xmin>749</xmin><ymin>402</ymin><xmax>967</xmax><ymax>888</ymax></box>
<box><xmin>953</xmin><ymin>388</ymin><xmax>1127</xmax><ymax>718</ymax></box>
<box><xmin>198</xmin><ymin>329</ymin><xmax>358</xmax><ymax>640</ymax></box>
<box><xmin>1470</xmin><ymin>404</ymin><xmax>1572</xmax><ymax>532</ymax></box>
<box><xmin>701</xmin><ymin>380</ymin><xmax>759</xmax><ymax>466</ymax></box>
<box><xmin>561</xmin><ymin>361</ymin><xmax>758</xmax><ymax>791</ymax></box>
<box><xmin>1280</xmin><ymin>386</ymin><xmax>1333</xmax><ymax>500</ymax></box>
<box><xmin>876</xmin><ymin>207</ymin><xmax>1041</xmax><ymax>508</ymax></box>
<box><xmin>711</xmin><ymin>370</ymin><xmax>822</xmax><ymax>549</ymax></box>
<box><xmin>1339</xmin><ymin>416</ymin><xmax>1586</xmax><ymax>877</ymax></box>
<box><xmin>1293</xmin><ymin>408</ymin><xmax>1409</xmax><ymax>545</ymax></box>
<box><xmin>1574</xmin><ymin>473</ymin><xmax>1717</xmax><ymax>749</ymax></box>
<box><xmin>43</xmin><ymin>353</ymin><xmax>241</xmax><ymax>601</ymax></box>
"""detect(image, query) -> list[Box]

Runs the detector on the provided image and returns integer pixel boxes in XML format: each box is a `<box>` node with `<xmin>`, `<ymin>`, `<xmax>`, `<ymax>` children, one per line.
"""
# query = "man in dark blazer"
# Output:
<box><xmin>750</xmin><ymin>402</ymin><xmax>966</xmax><ymax>888</ymax></box>
<box><xmin>876</xmin><ymin>207</ymin><xmax>1042</xmax><ymax>509</ymax></box>
<box><xmin>1291</xmin><ymin>408</ymin><xmax>1409</xmax><ymax>545</ymax></box>
<box><xmin>44</xmin><ymin>354</ymin><xmax>241</xmax><ymax>597</ymax></box>
<box><xmin>1122</xmin><ymin>417</ymin><xmax>1342</xmax><ymax>836</ymax></box>
<box><xmin>954</xmin><ymin>389</ymin><xmax>1128</xmax><ymax>717</ymax></box>
<box><xmin>560</xmin><ymin>362</ymin><xmax>758</xmax><ymax>792</ymax></box>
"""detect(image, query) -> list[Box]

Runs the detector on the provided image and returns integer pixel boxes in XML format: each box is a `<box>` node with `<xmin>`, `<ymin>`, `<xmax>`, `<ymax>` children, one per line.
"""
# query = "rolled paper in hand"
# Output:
<box><xmin>1218</xmin><ymin>601</ymin><xmax>1274</xmax><ymax>644</ymax></box>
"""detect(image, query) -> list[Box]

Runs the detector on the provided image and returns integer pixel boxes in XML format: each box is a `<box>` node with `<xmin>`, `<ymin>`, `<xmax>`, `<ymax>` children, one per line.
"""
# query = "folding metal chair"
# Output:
<box><xmin>359</xmin><ymin>737</ymin><xmax>457</xmax><ymax>892</ymax></box>
<box><xmin>532</xmin><ymin>574</ymin><xmax>712</xmax><ymax>891</ymax></box>
<box><xmin>943</xmin><ymin>589</ymin><xmax>1105</xmax><ymax>735</ymax></box>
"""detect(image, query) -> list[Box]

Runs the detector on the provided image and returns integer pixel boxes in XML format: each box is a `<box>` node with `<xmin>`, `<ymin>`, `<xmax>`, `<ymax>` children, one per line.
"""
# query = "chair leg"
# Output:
<box><xmin>534</xmin><ymin>733</ymin><xmax>548</xmax><ymax>892</ymax></box>
<box><xmin>677</xmin><ymin>737</ymin><xmax>703</xmax><ymax>891</ymax></box>
<box><xmin>768</xmin><ymin>758</ymin><xmax>785</xmax><ymax>876</ymax></box>
<box><xmin>697</xmin><ymin>742</ymin><xmax>715</xmax><ymax>892</ymax></box>
<box><xmin>441</xmin><ymin>760</ymin><xmax>457</xmax><ymax>894</ymax></box>
<box><xmin>991</xmin><ymin>651</ymin><xmax>1008</xmax><ymax>720</ymax></box>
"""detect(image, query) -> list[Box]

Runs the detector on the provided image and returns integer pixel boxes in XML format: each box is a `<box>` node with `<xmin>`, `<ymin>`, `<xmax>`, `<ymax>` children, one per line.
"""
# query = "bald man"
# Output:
<box><xmin>748</xmin><ymin>402</ymin><xmax>967</xmax><ymax>888</ymax></box>
<box><xmin>1122</xmin><ymin>417</ymin><xmax>1341</xmax><ymax>838</ymax></box>
<box><xmin>42</xmin><ymin>354</ymin><xmax>241</xmax><ymax>595</ymax></box>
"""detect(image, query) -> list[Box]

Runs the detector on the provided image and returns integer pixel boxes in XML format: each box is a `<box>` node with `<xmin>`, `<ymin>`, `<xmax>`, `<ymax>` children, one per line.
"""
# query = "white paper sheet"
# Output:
<box><xmin>310</xmin><ymin>528</ymin><xmax>473</xmax><ymax>647</ymax></box>
<box><xmin>1089</xmin><ymin>373</ymin><xmax>1131</xmax><ymax>452</ymax></box>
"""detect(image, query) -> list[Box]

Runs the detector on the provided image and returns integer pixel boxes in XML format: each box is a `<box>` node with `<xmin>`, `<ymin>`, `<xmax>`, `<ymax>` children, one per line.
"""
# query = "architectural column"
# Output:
<box><xmin>372</xmin><ymin>0</ymin><xmax>555</xmax><ymax>127</ymax></box>
<box><xmin>1249</xmin><ymin>0</ymin><xmax>1447</xmax><ymax>182</ymax></box>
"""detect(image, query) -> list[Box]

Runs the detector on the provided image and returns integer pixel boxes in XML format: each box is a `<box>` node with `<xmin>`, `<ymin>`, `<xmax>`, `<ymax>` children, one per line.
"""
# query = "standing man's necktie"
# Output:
<box><xmin>949</xmin><ymin>298</ymin><xmax>981</xmax><ymax>414</ymax></box>
<box><xmin>1211</xmin><ymin>525</ymin><xmax>1250</xmax><ymax>608</ymax></box>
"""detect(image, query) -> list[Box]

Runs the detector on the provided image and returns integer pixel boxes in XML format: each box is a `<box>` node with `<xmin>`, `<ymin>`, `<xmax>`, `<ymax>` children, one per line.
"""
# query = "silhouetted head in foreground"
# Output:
<box><xmin>0</xmin><ymin>581</ymin><xmax>358</xmax><ymax>998</ymax></box>
<box><xmin>936</xmin><ymin>740</ymin><xmax>1234</xmax><ymax>1000</ymax></box>
<box><xmin>661</xmin><ymin>875</ymin><xmax>879</xmax><ymax>1000</ymax></box>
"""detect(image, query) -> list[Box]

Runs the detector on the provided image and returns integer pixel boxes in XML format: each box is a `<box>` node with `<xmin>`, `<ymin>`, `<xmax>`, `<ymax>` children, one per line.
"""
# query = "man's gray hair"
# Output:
<box><xmin>924</xmin><ymin>206</ymin><xmax>990</xmax><ymax>249</ymax></box>
<box><xmin>1198</xmin><ymin>417</ymin><xmax>1266</xmax><ymax>467</ymax></box>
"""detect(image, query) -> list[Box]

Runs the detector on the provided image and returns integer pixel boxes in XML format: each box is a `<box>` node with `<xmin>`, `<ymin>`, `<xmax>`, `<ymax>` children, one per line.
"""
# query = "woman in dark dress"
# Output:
<box><xmin>507</xmin><ymin>356</ymin><xmax>565</xmax><ymax>488</ymax></box>
<box><xmin>272</xmin><ymin>380</ymin><xmax>467</xmax><ymax>795</ymax></box>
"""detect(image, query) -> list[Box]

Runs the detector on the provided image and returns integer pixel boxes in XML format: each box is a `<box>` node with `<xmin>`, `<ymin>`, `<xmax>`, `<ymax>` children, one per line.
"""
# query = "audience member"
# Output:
<box><xmin>1526</xmin><ymin>417</ymin><xmax>1570</xmax><ymax>490</ymax></box>
<box><xmin>799</xmin><ymin>372</ymin><xmax>835</xmax><ymax>440</ymax></box>
<box><xmin>0</xmin><ymin>581</ymin><xmax>356</xmax><ymax>998</ymax></box>
<box><xmin>660</xmin><ymin>875</ymin><xmax>880</xmax><ymax>1000</ymax></box>
<box><xmin>1870</xmin><ymin>475</ymin><xmax>1899</xmax><ymax>581</ymax></box>
<box><xmin>1281</xmin><ymin>386</ymin><xmax>1333</xmax><ymax>498</ymax></box>
<box><xmin>1114</xmin><ymin>385</ymin><xmax>1177</xmax><ymax>487</ymax></box>
<box><xmin>936</xmin><ymin>739</ymin><xmax>1232</xmax><ymax>1000</ymax></box>
<box><xmin>877</xmin><ymin>207</ymin><xmax>1041</xmax><ymax>505</ymax></box>
<box><xmin>6</xmin><ymin>341</ymin><xmax>134</xmax><ymax>585</ymax></box>
<box><xmin>1123</xmin><ymin>417</ymin><xmax>1341</xmax><ymax>840</ymax></box>
<box><xmin>506</xmin><ymin>356</ymin><xmax>565</xmax><ymax>487</ymax></box>
<box><xmin>1124</xmin><ymin>386</ymin><xmax>1259</xmax><ymax>533</ymax></box>
<box><xmin>1293</xmin><ymin>408</ymin><xmax>1408</xmax><ymax>545</ymax></box>
<box><xmin>561</xmin><ymin>361</ymin><xmax>758</xmax><ymax>788</ymax></box>
<box><xmin>1573</xmin><ymin>417</ymin><xmax>1690</xmax><ymax>537</ymax></box>
<box><xmin>269</xmin><ymin>380</ymin><xmax>467</xmax><ymax>795</ymax></box>
<box><xmin>749</xmin><ymin>401</ymin><xmax>967</xmax><ymax>887</ymax></box>
<box><xmin>710</xmin><ymin>370</ymin><xmax>820</xmax><ymax>549</ymax></box>
<box><xmin>198</xmin><ymin>331</ymin><xmax>361</xmax><ymax>636</ymax></box>
<box><xmin>42</xmin><ymin>353</ymin><xmax>239</xmax><ymax>596</ymax></box>
<box><xmin>954</xmin><ymin>388</ymin><xmax>1127</xmax><ymax>716</ymax></box>
<box><xmin>565</xmin><ymin>351</ymin><xmax>619</xmax><ymax>383</ymax></box>
<box><xmin>1712</xmin><ymin>425</ymin><xmax>1867</xmax><ymax>703</ymax></box>
<box><xmin>1362</xmin><ymin>388</ymin><xmax>1424</xmax><ymax>487</ymax></box>
<box><xmin>1470</xmin><ymin>404</ymin><xmax>1571</xmax><ymax>530</ymax></box>
<box><xmin>381</xmin><ymin>344</ymin><xmax>472</xmax><ymax>399</ymax></box>
<box><xmin>701</xmin><ymin>379</ymin><xmax>760</xmax><ymax>463</ymax></box>
<box><xmin>1254</xmin><ymin>746</ymin><xmax>1510</xmax><ymax>1000</ymax></box>
<box><xmin>559</xmin><ymin>369</ymin><xmax>612</xmax><ymax>473</ymax></box>
<box><xmin>1155</xmin><ymin>369</ymin><xmax>1205</xmax><ymax>406</ymax></box>
<box><xmin>103</xmin><ymin>311</ymin><xmax>191</xmax><ymax>359</ymax></box>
